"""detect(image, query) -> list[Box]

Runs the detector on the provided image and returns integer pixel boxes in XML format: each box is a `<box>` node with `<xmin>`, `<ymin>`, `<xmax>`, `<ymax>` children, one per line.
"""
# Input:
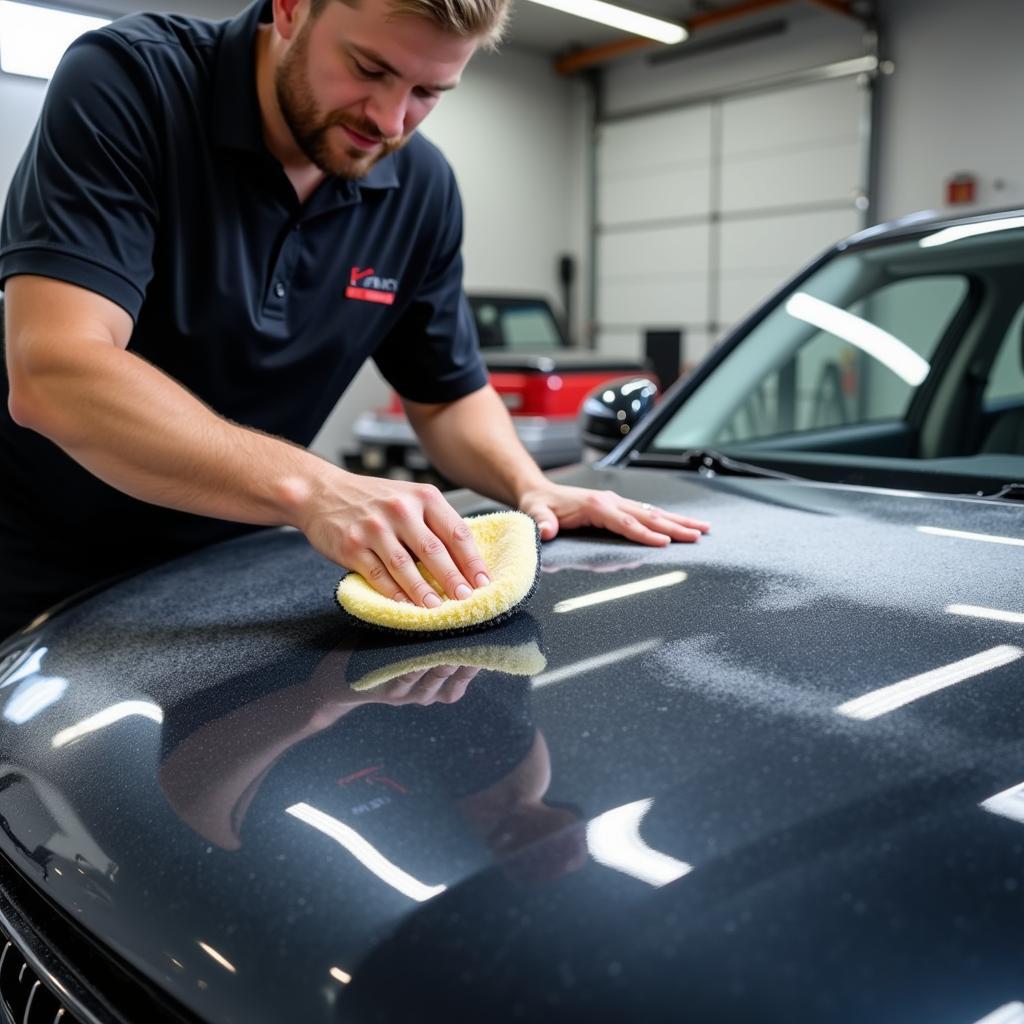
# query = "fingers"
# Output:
<box><xmin>518</xmin><ymin>497</ymin><xmax>559</xmax><ymax>542</ymax></box>
<box><xmin>339</xmin><ymin>483</ymin><xmax>491</xmax><ymax>607</ymax></box>
<box><xmin>423</xmin><ymin>497</ymin><xmax>491</xmax><ymax>590</ymax></box>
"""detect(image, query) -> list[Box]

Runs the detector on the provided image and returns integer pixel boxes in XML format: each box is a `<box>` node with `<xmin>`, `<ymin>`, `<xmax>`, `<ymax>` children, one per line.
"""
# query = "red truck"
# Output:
<box><xmin>354</xmin><ymin>294</ymin><xmax>653</xmax><ymax>475</ymax></box>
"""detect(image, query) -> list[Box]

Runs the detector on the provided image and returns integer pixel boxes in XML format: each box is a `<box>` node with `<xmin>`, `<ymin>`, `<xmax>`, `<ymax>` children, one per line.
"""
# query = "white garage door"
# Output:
<box><xmin>595</xmin><ymin>73</ymin><xmax>870</xmax><ymax>369</ymax></box>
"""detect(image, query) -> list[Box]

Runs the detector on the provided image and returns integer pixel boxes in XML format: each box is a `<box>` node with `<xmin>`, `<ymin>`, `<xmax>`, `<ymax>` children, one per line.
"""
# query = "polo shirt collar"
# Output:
<box><xmin>211</xmin><ymin>0</ymin><xmax>401</xmax><ymax>193</ymax></box>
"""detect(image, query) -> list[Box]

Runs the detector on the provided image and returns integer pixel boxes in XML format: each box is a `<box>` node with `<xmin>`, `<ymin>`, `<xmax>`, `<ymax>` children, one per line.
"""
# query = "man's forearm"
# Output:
<box><xmin>404</xmin><ymin>385</ymin><xmax>549</xmax><ymax>506</ymax></box>
<box><xmin>12</xmin><ymin>332</ymin><xmax>330</xmax><ymax>528</ymax></box>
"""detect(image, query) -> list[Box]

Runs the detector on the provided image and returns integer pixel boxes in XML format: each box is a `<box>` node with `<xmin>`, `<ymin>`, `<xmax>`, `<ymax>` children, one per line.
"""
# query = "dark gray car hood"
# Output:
<box><xmin>1</xmin><ymin>465</ymin><xmax>1023</xmax><ymax>1023</ymax></box>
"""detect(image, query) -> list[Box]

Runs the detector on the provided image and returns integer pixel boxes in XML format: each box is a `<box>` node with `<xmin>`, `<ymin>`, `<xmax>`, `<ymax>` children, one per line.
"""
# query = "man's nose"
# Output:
<box><xmin>366</xmin><ymin>86</ymin><xmax>407</xmax><ymax>141</ymax></box>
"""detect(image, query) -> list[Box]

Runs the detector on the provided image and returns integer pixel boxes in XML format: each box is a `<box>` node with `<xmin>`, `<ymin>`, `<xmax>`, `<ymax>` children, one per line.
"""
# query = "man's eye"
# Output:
<box><xmin>354</xmin><ymin>61</ymin><xmax>384</xmax><ymax>79</ymax></box>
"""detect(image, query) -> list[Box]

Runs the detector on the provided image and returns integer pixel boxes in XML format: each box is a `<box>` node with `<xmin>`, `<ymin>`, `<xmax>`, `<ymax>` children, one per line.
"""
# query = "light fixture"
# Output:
<box><xmin>330</xmin><ymin>967</ymin><xmax>353</xmax><ymax>985</ymax></box>
<box><xmin>553</xmin><ymin>571</ymin><xmax>687</xmax><ymax>613</ymax></box>
<box><xmin>0</xmin><ymin>1</ymin><xmax>110</xmax><ymax>80</ymax></box>
<box><xmin>785</xmin><ymin>292</ymin><xmax>930</xmax><ymax>386</ymax></box>
<box><xmin>919</xmin><ymin>215</ymin><xmax>1024</xmax><ymax>249</ymax></box>
<box><xmin>286</xmin><ymin>802</ymin><xmax>446</xmax><ymax>903</ymax></box>
<box><xmin>522</xmin><ymin>0</ymin><xmax>686</xmax><ymax>44</ymax></box>
<box><xmin>532</xmin><ymin>638</ymin><xmax>661</xmax><ymax>688</ymax></box>
<box><xmin>586</xmin><ymin>798</ymin><xmax>691</xmax><ymax>886</ymax></box>
<box><xmin>836</xmin><ymin>645</ymin><xmax>1023</xmax><ymax>721</ymax></box>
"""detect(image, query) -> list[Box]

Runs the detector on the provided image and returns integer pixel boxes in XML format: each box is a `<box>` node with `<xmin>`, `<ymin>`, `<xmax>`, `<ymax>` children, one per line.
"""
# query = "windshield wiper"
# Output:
<box><xmin>982</xmin><ymin>482</ymin><xmax>1024</xmax><ymax>502</ymax></box>
<box><xmin>628</xmin><ymin>448</ymin><xmax>800</xmax><ymax>481</ymax></box>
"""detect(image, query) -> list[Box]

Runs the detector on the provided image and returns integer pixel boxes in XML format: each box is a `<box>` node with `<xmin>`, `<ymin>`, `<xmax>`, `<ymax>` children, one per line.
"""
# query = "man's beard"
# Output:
<box><xmin>274</xmin><ymin>24</ymin><xmax>406</xmax><ymax>180</ymax></box>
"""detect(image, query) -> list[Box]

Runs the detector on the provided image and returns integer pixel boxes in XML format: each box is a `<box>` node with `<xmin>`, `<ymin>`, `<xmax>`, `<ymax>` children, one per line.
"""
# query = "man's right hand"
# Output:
<box><xmin>287</xmin><ymin>471</ymin><xmax>492</xmax><ymax>607</ymax></box>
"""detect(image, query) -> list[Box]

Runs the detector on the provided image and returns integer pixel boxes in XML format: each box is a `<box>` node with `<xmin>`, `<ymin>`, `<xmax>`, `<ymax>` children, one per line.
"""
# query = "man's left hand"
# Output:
<box><xmin>517</xmin><ymin>483</ymin><xmax>711</xmax><ymax>546</ymax></box>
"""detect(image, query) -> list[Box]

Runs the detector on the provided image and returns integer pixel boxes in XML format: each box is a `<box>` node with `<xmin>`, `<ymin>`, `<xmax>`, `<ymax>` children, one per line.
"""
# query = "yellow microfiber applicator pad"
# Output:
<box><xmin>335</xmin><ymin>510</ymin><xmax>541</xmax><ymax>635</ymax></box>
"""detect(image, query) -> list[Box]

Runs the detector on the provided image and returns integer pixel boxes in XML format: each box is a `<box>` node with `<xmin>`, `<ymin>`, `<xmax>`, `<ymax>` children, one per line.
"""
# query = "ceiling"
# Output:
<box><xmin>75</xmin><ymin>0</ymin><xmax>865</xmax><ymax>61</ymax></box>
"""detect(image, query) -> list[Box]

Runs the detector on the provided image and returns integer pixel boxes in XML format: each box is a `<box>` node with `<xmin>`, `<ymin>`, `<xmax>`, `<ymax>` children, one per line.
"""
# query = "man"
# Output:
<box><xmin>0</xmin><ymin>0</ymin><xmax>709</xmax><ymax>640</ymax></box>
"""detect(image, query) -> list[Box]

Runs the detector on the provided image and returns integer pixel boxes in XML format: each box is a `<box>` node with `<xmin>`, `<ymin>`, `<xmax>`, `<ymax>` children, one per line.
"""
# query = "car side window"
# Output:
<box><xmin>714</xmin><ymin>276</ymin><xmax>967</xmax><ymax>443</ymax></box>
<box><xmin>500</xmin><ymin>307</ymin><xmax>563</xmax><ymax>350</ymax></box>
<box><xmin>983</xmin><ymin>302</ymin><xmax>1024</xmax><ymax>405</ymax></box>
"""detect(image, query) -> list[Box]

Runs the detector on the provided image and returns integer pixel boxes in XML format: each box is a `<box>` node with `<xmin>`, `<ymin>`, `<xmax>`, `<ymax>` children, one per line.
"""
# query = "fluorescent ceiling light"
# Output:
<box><xmin>786</xmin><ymin>292</ymin><xmax>930</xmax><ymax>387</ymax></box>
<box><xmin>917</xmin><ymin>526</ymin><xmax>1024</xmax><ymax>548</ymax></box>
<box><xmin>532</xmin><ymin>638</ymin><xmax>661</xmax><ymax>688</ymax></box>
<box><xmin>920</xmin><ymin>216</ymin><xmax>1024</xmax><ymax>249</ymax></box>
<box><xmin>286</xmin><ymin>802</ymin><xmax>446</xmax><ymax>902</ymax></box>
<box><xmin>330</xmin><ymin>967</ymin><xmax>353</xmax><ymax>985</ymax></box>
<box><xmin>836</xmin><ymin>645</ymin><xmax>1023</xmax><ymax>721</ymax></box>
<box><xmin>586</xmin><ymin>798</ymin><xmax>692</xmax><ymax>886</ymax></box>
<box><xmin>554</xmin><ymin>571</ymin><xmax>687</xmax><ymax>613</ymax></box>
<box><xmin>522</xmin><ymin>0</ymin><xmax>686</xmax><ymax>44</ymax></box>
<box><xmin>51</xmin><ymin>700</ymin><xmax>163</xmax><ymax>748</ymax></box>
<box><xmin>947</xmin><ymin>604</ymin><xmax>1024</xmax><ymax>625</ymax></box>
<box><xmin>0</xmin><ymin>1</ymin><xmax>110</xmax><ymax>81</ymax></box>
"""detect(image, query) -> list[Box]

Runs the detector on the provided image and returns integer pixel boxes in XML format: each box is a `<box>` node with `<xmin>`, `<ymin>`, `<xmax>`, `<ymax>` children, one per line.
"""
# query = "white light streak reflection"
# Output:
<box><xmin>917</xmin><ymin>526</ymin><xmax>1024</xmax><ymax>547</ymax></box>
<box><xmin>3</xmin><ymin>676</ymin><xmax>67</xmax><ymax>724</ymax></box>
<box><xmin>553</xmin><ymin>571</ymin><xmax>687</xmax><ymax>613</ymax></box>
<box><xmin>286</xmin><ymin>803</ymin><xmax>446</xmax><ymax>903</ymax></box>
<box><xmin>980</xmin><ymin>781</ymin><xmax>1024</xmax><ymax>827</ymax></box>
<box><xmin>51</xmin><ymin>700</ymin><xmax>164</xmax><ymax>748</ymax></box>
<box><xmin>0</xmin><ymin>647</ymin><xmax>46</xmax><ymax>688</ymax></box>
<box><xmin>785</xmin><ymin>292</ymin><xmax>930</xmax><ymax>386</ymax></box>
<box><xmin>971</xmin><ymin>1002</ymin><xmax>1024</xmax><ymax>1024</ymax></box>
<box><xmin>532</xmin><ymin>639</ymin><xmax>662</xmax><ymax>689</ymax></box>
<box><xmin>330</xmin><ymin>967</ymin><xmax>352</xmax><ymax>985</ymax></box>
<box><xmin>198</xmin><ymin>942</ymin><xmax>236</xmax><ymax>974</ymax></box>
<box><xmin>836</xmin><ymin>646</ymin><xmax>1023</xmax><ymax>721</ymax></box>
<box><xmin>947</xmin><ymin>605</ymin><xmax>1024</xmax><ymax>625</ymax></box>
<box><xmin>919</xmin><ymin>216</ymin><xmax>1024</xmax><ymax>248</ymax></box>
<box><xmin>586</xmin><ymin>799</ymin><xmax>691</xmax><ymax>887</ymax></box>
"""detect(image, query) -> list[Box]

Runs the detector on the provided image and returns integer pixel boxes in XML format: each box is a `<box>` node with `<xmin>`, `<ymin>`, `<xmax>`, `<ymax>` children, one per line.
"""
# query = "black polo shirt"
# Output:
<box><xmin>0</xmin><ymin>0</ymin><xmax>487</xmax><ymax>632</ymax></box>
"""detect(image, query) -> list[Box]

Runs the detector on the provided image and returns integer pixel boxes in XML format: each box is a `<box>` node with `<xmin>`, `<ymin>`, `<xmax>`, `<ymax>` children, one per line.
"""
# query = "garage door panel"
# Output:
<box><xmin>599</xmin><ymin>223</ymin><xmax>710</xmax><ymax>277</ymax></box>
<box><xmin>598</xmin><ymin>105</ymin><xmax>712</xmax><ymax>179</ymax></box>
<box><xmin>599</xmin><ymin>162</ymin><xmax>711</xmax><ymax>225</ymax></box>
<box><xmin>721</xmin><ymin>78</ymin><xmax>863</xmax><ymax>157</ymax></box>
<box><xmin>720</xmin><ymin>139</ymin><xmax>862</xmax><ymax>211</ymax></box>
<box><xmin>717</xmin><ymin>207</ymin><xmax>861</xmax><ymax>323</ymax></box>
<box><xmin>599</xmin><ymin>278</ymin><xmax>709</xmax><ymax>326</ymax></box>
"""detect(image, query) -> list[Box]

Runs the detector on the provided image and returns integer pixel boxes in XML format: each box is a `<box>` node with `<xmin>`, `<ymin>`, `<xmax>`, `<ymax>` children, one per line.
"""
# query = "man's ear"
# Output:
<box><xmin>272</xmin><ymin>0</ymin><xmax>307</xmax><ymax>42</ymax></box>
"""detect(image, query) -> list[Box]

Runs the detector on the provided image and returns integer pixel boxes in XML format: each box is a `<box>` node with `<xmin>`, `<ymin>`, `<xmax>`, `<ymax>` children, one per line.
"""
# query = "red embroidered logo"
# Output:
<box><xmin>346</xmin><ymin>266</ymin><xmax>398</xmax><ymax>305</ymax></box>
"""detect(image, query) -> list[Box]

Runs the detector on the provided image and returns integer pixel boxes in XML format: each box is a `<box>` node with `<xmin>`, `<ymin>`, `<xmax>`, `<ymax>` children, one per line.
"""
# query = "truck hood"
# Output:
<box><xmin>1</xmin><ymin>465</ymin><xmax>1023</xmax><ymax>1023</ymax></box>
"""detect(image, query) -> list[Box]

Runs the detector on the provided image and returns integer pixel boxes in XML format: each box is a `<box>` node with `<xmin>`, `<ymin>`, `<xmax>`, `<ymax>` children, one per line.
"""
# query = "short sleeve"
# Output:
<box><xmin>372</xmin><ymin>170</ymin><xmax>488</xmax><ymax>404</ymax></box>
<box><xmin>0</xmin><ymin>31</ymin><xmax>161</xmax><ymax>319</ymax></box>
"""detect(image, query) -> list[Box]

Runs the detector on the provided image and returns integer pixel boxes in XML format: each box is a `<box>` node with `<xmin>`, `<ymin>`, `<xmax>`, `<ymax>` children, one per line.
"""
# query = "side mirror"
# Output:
<box><xmin>579</xmin><ymin>376</ymin><xmax>658</xmax><ymax>455</ymax></box>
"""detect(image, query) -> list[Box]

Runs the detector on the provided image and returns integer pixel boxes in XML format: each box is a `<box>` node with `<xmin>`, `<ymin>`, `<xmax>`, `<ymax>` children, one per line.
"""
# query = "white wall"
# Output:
<box><xmin>876</xmin><ymin>0</ymin><xmax>1024</xmax><ymax>221</ymax></box>
<box><xmin>0</xmin><ymin>74</ymin><xmax>47</xmax><ymax>212</ymax></box>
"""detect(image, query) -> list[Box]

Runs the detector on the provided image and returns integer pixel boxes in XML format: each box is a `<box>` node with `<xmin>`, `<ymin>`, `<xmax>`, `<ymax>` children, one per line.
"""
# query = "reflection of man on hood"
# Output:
<box><xmin>158</xmin><ymin>618</ymin><xmax>586</xmax><ymax>882</ymax></box>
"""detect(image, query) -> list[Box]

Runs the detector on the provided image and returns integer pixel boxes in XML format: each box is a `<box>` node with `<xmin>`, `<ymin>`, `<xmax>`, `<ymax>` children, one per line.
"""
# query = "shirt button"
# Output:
<box><xmin>274</xmin><ymin>281</ymin><xmax>286</xmax><ymax>298</ymax></box>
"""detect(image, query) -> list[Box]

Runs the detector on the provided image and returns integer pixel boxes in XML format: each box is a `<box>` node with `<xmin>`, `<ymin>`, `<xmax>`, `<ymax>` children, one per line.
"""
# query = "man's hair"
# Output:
<box><xmin>311</xmin><ymin>0</ymin><xmax>510</xmax><ymax>50</ymax></box>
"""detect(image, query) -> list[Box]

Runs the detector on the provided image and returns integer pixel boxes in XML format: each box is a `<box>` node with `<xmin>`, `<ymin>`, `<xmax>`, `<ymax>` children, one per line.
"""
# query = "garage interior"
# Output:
<box><xmin>1</xmin><ymin>0</ymin><xmax>1021</xmax><ymax>468</ymax></box>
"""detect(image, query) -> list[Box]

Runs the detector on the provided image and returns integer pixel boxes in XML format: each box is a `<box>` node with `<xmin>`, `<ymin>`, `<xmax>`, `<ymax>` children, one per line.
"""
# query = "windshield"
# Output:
<box><xmin>643</xmin><ymin>217</ymin><xmax>1024</xmax><ymax>493</ymax></box>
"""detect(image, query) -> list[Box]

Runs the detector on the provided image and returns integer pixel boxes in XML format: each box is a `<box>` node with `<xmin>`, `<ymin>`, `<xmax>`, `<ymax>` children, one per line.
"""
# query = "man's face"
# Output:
<box><xmin>275</xmin><ymin>0</ymin><xmax>478</xmax><ymax>179</ymax></box>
